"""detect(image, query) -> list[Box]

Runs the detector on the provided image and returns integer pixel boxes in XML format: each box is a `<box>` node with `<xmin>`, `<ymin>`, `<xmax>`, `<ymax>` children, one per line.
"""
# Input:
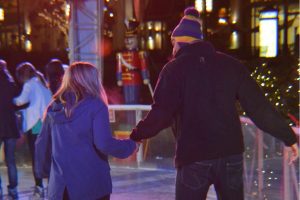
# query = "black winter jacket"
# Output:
<box><xmin>130</xmin><ymin>41</ymin><xmax>297</xmax><ymax>167</ymax></box>
<box><xmin>0</xmin><ymin>72</ymin><xmax>20</xmax><ymax>138</ymax></box>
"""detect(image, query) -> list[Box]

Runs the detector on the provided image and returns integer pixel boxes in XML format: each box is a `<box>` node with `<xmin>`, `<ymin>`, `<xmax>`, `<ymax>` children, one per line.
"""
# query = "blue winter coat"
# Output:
<box><xmin>35</xmin><ymin>96</ymin><xmax>136</xmax><ymax>200</ymax></box>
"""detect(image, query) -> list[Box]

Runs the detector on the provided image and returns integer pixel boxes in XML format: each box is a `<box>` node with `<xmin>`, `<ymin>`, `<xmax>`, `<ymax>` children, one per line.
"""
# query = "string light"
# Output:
<box><xmin>251</xmin><ymin>62</ymin><xmax>284</xmax><ymax>109</ymax></box>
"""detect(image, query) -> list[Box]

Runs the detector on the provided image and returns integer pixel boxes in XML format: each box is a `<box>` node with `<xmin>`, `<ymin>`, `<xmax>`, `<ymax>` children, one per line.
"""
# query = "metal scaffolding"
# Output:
<box><xmin>69</xmin><ymin>0</ymin><xmax>103</xmax><ymax>74</ymax></box>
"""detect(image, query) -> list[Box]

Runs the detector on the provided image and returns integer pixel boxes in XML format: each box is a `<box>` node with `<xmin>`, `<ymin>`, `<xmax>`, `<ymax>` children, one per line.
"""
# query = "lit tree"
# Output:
<box><xmin>103</xmin><ymin>0</ymin><xmax>116</xmax><ymax>38</ymax></box>
<box><xmin>250</xmin><ymin>62</ymin><xmax>283</xmax><ymax>110</ymax></box>
<box><xmin>36</xmin><ymin>0</ymin><xmax>69</xmax><ymax>37</ymax></box>
<box><xmin>248</xmin><ymin>57</ymin><xmax>299</xmax><ymax>126</ymax></box>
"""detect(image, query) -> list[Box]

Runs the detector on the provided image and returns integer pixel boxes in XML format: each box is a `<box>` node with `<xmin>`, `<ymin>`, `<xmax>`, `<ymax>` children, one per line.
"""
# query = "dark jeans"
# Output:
<box><xmin>26</xmin><ymin>130</ymin><xmax>43</xmax><ymax>187</ymax></box>
<box><xmin>63</xmin><ymin>188</ymin><xmax>110</xmax><ymax>200</ymax></box>
<box><xmin>176</xmin><ymin>154</ymin><xmax>244</xmax><ymax>200</ymax></box>
<box><xmin>0</xmin><ymin>138</ymin><xmax>18</xmax><ymax>189</ymax></box>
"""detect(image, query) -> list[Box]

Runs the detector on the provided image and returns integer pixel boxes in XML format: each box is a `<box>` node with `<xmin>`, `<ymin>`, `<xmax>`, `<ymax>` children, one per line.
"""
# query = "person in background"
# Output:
<box><xmin>130</xmin><ymin>7</ymin><xmax>298</xmax><ymax>200</ymax></box>
<box><xmin>14</xmin><ymin>62</ymin><xmax>52</xmax><ymax>198</ymax></box>
<box><xmin>35</xmin><ymin>62</ymin><xmax>138</xmax><ymax>200</ymax></box>
<box><xmin>0</xmin><ymin>60</ymin><xmax>20</xmax><ymax>199</ymax></box>
<box><xmin>45</xmin><ymin>59</ymin><xmax>65</xmax><ymax>95</ymax></box>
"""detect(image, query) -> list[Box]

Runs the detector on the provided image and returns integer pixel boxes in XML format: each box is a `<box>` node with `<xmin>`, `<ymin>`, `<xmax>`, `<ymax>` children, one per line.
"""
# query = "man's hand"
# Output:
<box><xmin>143</xmin><ymin>79</ymin><xmax>149</xmax><ymax>85</ymax></box>
<box><xmin>288</xmin><ymin>143</ymin><xmax>299</xmax><ymax>165</ymax></box>
<box><xmin>134</xmin><ymin>142</ymin><xmax>142</xmax><ymax>153</ymax></box>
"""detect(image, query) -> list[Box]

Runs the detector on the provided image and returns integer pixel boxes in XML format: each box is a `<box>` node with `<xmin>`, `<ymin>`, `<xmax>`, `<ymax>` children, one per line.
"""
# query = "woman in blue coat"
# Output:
<box><xmin>35</xmin><ymin>62</ymin><xmax>137</xmax><ymax>200</ymax></box>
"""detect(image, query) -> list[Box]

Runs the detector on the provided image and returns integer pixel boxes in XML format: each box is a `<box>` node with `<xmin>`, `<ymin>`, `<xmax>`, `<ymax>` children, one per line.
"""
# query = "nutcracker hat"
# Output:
<box><xmin>171</xmin><ymin>7</ymin><xmax>203</xmax><ymax>46</ymax></box>
<box><xmin>125</xmin><ymin>19</ymin><xmax>139</xmax><ymax>37</ymax></box>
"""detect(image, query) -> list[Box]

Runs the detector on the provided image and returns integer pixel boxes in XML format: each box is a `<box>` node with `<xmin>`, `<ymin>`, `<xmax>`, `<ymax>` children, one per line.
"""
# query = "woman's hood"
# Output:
<box><xmin>47</xmin><ymin>94</ymin><xmax>92</xmax><ymax>124</ymax></box>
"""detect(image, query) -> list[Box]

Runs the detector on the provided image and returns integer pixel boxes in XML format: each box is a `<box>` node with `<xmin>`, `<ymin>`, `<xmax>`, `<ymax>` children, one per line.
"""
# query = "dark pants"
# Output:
<box><xmin>0</xmin><ymin>138</ymin><xmax>18</xmax><ymax>189</ymax></box>
<box><xmin>26</xmin><ymin>130</ymin><xmax>43</xmax><ymax>187</ymax></box>
<box><xmin>63</xmin><ymin>188</ymin><xmax>110</xmax><ymax>200</ymax></box>
<box><xmin>176</xmin><ymin>154</ymin><xmax>244</xmax><ymax>200</ymax></box>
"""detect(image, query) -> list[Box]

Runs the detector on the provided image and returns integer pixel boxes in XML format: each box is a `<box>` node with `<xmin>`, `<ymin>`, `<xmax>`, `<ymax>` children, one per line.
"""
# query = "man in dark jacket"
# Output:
<box><xmin>130</xmin><ymin>7</ymin><xmax>298</xmax><ymax>200</ymax></box>
<box><xmin>0</xmin><ymin>59</ymin><xmax>20</xmax><ymax>199</ymax></box>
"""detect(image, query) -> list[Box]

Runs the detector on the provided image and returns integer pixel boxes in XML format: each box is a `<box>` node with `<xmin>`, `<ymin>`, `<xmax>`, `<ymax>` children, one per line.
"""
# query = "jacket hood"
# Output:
<box><xmin>47</xmin><ymin>95</ymin><xmax>93</xmax><ymax>124</ymax></box>
<box><xmin>175</xmin><ymin>40</ymin><xmax>216</xmax><ymax>58</ymax></box>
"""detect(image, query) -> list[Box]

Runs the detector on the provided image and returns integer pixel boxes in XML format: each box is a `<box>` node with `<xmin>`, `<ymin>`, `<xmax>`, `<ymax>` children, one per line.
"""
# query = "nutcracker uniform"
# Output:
<box><xmin>116</xmin><ymin>17</ymin><xmax>150</xmax><ymax>105</ymax></box>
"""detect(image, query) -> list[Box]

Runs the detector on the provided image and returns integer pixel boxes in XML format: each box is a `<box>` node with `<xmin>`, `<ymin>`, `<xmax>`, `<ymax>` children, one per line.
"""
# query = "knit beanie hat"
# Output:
<box><xmin>171</xmin><ymin>7</ymin><xmax>203</xmax><ymax>46</ymax></box>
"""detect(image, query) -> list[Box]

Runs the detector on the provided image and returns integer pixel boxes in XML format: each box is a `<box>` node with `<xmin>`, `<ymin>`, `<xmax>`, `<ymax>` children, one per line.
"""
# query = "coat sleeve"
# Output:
<box><xmin>130</xmin><ymin>66</ymin><xmax>182</xmax><ymax>141</ymax></box>
<box><xmin>92</xmin><ymin>104</ymin><xmax>136</xmax><ymax>159</ymax></box>
<box><xmin>9</xmin><ymin>81</ymin><xmax>21</xmax><ymax>97</ymax></box>
<box><xmin>34</xmin><ymin>113</ymin><xmax>52</xmax><ymax>178</ymax></box>
<box><xmin>14</xmin><ymin>82</ymin><xmax>31</xmax><ymax>106</ymax></box>
<box><xmin>237</xmin><ymin>67</ymin><xmax>297</xmax><ymax>146</ymax></box>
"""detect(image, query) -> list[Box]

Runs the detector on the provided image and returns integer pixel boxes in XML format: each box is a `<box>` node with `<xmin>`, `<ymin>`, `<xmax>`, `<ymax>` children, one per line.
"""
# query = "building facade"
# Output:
<box><xmin>0</xmin><ymin>0</ymin><xmax>68</xmax><ymax>52</ymax></box>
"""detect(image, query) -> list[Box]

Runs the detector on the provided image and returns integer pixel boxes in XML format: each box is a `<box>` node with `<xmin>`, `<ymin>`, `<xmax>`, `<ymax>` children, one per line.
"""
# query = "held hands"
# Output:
<box><xmin>288</xmin><ymin>143</ymin><xmax>299</xmax><ymax>165</ymax></box>
<box><xmin>135</xmin><ymin>142</ymin><xmax>142</xmax><ymax>152</ymax></box>
<box><xmin>132</xmin><ymin>142</ymin><xmax>141</xmax><ymax>155</ymax></box>
<box><xmin>143</xmin><ymin>79</ymin><xmax>149</xmax><ymax>85</ymax></box>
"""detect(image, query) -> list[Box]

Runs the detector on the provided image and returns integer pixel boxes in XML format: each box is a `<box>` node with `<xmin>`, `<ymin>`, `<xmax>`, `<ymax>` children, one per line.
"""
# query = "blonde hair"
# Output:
<box><xmin>53</xmin><ymin>62</ymin><xmax>107</xmax><ymax>116</ymax></box>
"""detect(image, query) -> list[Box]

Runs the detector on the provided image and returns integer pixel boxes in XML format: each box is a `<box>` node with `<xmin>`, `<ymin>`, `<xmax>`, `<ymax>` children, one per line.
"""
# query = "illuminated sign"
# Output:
<box><xmin>0</xmin><ymin>8</ymin><xmax>4</xmax><ymax>21</ymax></box>
<box><xmin>195</xmin><ymin>0</ymin><xmax>213</xmax><ymax>13</ymax></box>
<box><xmin>259</xmin><ymin>9</ymin><xmax>278</xmax><ymax>57</ymax></box>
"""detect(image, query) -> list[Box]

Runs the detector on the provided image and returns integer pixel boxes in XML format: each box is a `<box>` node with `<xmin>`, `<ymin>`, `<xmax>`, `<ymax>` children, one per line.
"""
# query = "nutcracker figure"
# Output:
<box><xmin>116</xmin><ymin>20</ymin><xmax>150</xmax><ymax>104</ymax></box>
